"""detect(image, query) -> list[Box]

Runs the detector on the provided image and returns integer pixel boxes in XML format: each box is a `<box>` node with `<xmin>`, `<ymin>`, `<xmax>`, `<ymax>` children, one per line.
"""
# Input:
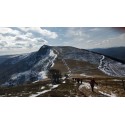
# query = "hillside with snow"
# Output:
<box><xmin>0</xmin><ymin>45</ymin><xmax>125</xmax><ymax>87</ymax></box>
<box><xmin>0</xmin><ymin>45</ymin><xmax>57</xmax><ymax>86</ymax></box>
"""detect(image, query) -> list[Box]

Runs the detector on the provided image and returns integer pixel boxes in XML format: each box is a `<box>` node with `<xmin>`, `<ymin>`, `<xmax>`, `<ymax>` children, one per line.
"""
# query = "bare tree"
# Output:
<box><xmin>48</xmin><ymin>69</ymin><xmax>62</xmax><ymax>85</ymax></box>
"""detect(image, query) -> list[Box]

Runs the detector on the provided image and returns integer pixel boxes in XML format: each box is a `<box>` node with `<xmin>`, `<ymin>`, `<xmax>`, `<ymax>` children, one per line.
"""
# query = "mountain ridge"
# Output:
<box><xmin>90</xmin><ymin>47</ymin><xmax>125</xmax><ymax>63</ymax></box>
<box><xmin>0</xmin><ymin>45</ymin><xmax>125</xmax><ymax>87</ymax></box>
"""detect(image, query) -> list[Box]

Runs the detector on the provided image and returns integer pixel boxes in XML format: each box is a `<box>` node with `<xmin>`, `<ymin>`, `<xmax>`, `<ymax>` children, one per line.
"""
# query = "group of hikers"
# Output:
<box><xmin>49</xmin><ymin>69</ymin><xmax>97</xmax><ymax>92</ymax></box>
<box><xmin>72</xmin><ymin>78</ymin><xmax>83</xmax><ymax>84</ymax></box>
<box><xmin>72</xmin><ymin>77</ymin><xmax>98</xmax><ymax>92</ymax></box>
<box><xmin>73</xmin><ymin>77</ymin><xmax>125</xmax><ymax>92</ymax></box>
<box><xmin>49</xmin><ymin>69</ymin><xmax>125</xmax><ymax>93</ymax></box>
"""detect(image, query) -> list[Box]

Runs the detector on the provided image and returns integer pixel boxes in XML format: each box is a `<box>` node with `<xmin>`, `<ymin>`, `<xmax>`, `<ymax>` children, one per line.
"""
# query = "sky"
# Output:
<box><xmin>0</xmin><ymin>27</ymin><xmax>125</xmax><ymax>55</ymax></box>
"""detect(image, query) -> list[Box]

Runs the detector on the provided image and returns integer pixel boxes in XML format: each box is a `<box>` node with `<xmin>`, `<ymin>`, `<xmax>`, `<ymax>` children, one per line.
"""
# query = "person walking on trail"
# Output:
<box><xmin>89</xmin><ymin>78</ymin><xmax>98</xmax><ymax>92</ymax></box>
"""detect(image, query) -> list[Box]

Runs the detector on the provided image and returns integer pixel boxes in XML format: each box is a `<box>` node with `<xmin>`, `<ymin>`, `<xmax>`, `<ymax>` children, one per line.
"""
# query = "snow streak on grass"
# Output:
<box><xmin>30</xmin><ymin>84</ymin><xmax>60</xmax><ymax>97</ymax></box>
<box><xmin>99</xmin><ymin>91</ymin><xmax>116</xmax><ymax>97</ymax></box>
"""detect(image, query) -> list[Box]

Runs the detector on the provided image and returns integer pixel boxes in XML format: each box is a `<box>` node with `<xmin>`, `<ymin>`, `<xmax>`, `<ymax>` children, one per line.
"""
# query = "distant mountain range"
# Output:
<box><xmin>0</xmin><ymin>55</ymin><xmax>14</xmax><ymax>64</ymax></box>
<box><xmin>0</xmin><ymin>45</ymin><xmax>125</xmax><ymax>87</ymax></box>
<box><xmin>90</xmin><ymin>47</ymin><xmax>125</xmax><ymax>63</ymax></box>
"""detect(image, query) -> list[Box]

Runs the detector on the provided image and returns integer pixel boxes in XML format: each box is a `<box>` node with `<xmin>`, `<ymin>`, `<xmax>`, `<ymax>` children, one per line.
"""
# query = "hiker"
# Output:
<box><xmin>89</xmin><ymin>78</ymin><xmax>98</xmax><ymax>92</ymax></box>
<box><xmin>80</xmin><ymin>78</ymin><xmax>83</xmax><ymax>84</ymax></box>
<box><xmin>72</xmin><ymin>78</ymin><xmax>76</xmax><ymax>82</ymax></box>
<box><xmin>77</xmin><ymin>78</ymin><xmax>80</xmax><ymax>84</ymax></box>
<box><xmin>75</xmin><ymin>78</ymin><xmax>77</xmax><ymax>82</ymax></box>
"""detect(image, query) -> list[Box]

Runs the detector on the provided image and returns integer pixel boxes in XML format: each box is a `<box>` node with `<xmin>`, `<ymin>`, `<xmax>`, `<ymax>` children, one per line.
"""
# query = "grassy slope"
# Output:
<box><xmin>0</xmin><ymin>77</ymin><xmax>125</xmax><ymax>97</ymax></box>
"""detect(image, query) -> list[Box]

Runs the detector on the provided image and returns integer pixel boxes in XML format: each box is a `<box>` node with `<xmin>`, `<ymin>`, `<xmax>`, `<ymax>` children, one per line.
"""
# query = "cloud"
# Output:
<box><xmin>0</xmin><ymin>41</ymin><xmax>7</xmax><ymax>46</ymax></box>
<box><xmin>0</xmin><ymin>27</ymin><xmax>58</xmax><ymax>55</ymax></box>
<box><xmin>66</xmin><ymin>28</ymin><xmax>89</xmax><ymax>38</ymax></box>
<box><xmin>0</xmin><ymin>28</ymin><xmax>20</xmax><ymax>36</ymax></box>
<box><xmin>1</xmin><ymin>27</ymin><xmax>125</xmax><ymax>55</ymax></box>
<box><xmin>106</xmin><ymin>33</ymin><xmax>125</xmax><ymax>47</ymax></box>
<box><xmin>15</xmin><ymin>43</ymin><xmax>25</xmax><ymax>47</ymax></box>
<box><xmin>59</xmin><ymin>27</ymin><xmax>125</xmax><ymax>49</ymax></box>
<box><xmin>18</xmin><ymin>27</ymin><xmax>58</xmax><ymax>39</ymax></box>
<box><xmin>62</xmin><ymin>28</ymin><xmax>90</xmax><ymax>48</ymax></box>
<box><xmin>93</xmin><ymin>33</ymin><xmax>125</xmax><ymax>48</ymax></box>
<box><xmin>0</xmin><ymin>41</ymin><xmax>7</xmax><ymax>49</ymax></box>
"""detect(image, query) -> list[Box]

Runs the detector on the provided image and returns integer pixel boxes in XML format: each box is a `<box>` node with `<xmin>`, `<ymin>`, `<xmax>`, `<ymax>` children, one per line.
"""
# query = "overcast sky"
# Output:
<box><xmin>0</xmin><ymin>27</ymin><xmax>125</xmax><ymax>55</ymax></box>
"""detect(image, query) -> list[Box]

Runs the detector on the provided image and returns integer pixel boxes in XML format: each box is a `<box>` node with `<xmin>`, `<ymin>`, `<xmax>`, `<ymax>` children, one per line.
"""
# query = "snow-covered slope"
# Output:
<box><xmin>0</xmin><ymin>45</ymin><xmax>57</xmax><ymax>86</ymax></box>
<box><xmin>0</xmin><ymin>45</ymin><xmax>125</xmax><ymax>87</ymax></box>
<box><xmin>98</xmin><ymin>55</ymin><xmax>125</xmax><ymax>77</ymax></box>
<box><xmin>54</xmin><ymin>46</ymin><xmax>125</xmax><ymax>77</ymax></box>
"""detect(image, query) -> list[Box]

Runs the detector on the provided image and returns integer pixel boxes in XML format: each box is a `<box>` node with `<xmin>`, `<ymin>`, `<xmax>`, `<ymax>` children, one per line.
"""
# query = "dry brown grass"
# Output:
<box><xmin>0</xmin><ymin>73</ymin><xmax>125</xmax><ymax>97</ymax></box>
<box><xmin>52</xmin><ymin>58</ymin><xmax>68</xmax><ymax>74</ymax></box>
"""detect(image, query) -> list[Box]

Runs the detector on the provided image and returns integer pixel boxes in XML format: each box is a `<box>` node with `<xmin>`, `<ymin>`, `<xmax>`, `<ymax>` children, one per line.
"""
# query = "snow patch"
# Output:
<box><xmin>41</xmin><ymin>86</ymin><xmax>45</xmax><ymax>89</ymax></box>
<box><xmin>49</xmin><ymin>50</ymin><xmax>57</xmax><ymax>67</ymax></box>
<box><xmin>99</xmin><ymin>91</ymin><xmax>116</xmax><ymax>97</ymax></box>
<box><xmin>30</xmin><ymin>90</ymin><xmax>51</xmax><ymax>97</ymax></box>
<box><xmin>11</xmin><ymin>53</ymin><xmax>31</xmax><ymax>64</ymax></box>
<box><xmin>98</xmin><ymin>55</ymin><xmax>125</xmax><ymax>77</ymax></box>
<box><xmin>32</xmin><ymin>80</ymin><xmax>39</xmax><ymax>83</ymax></box>
<box><xmin>51</xmin><ymin>84</ymin><xmax>60</xmax><ymax>89</ymax></box>
<box><xmin>113</xmin><ymin>79</ymin><xmax>121</xmax><ymax>81</ymax></box>
<box><xmin>63</xmin><ymin>81</ymin><xmax>66</xmax><ymax>83</ymax></box>
<box><xmin>38</xmin><ymin>71</ymin><xmax>47</xmax><ymax>80</ymax></box>
<box><xmin>2</xmin><ymin>49</ymin><xmax>58</xmax><ymax>86</ymax></box>
<box><xmin>30</xmin><ymin>84</ymin><xmax>60</xmax><ymax>97</ymax></box>
<box><xmin>98</xmin><ymin>55</ymin><xmax>105</xmax><ymax>69</ymax></box>
<box><xmin>79</xmin><ymin>82</ymin><xmax>91</xmax><ymax>89</ymax></box>
<box><xmin>62</xmin><ymin>77</ymin><xmax>66</xmax><ymax>80</ymax></box>
<box><xmin>11</xmin><ymin>70</ymin><xmax>30</xmax><ymax>80</ymax></box>
<box><xmin>80</xmin><ymin>73</ymin><xmax>90</xmax><ymax>77</ymax></box>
